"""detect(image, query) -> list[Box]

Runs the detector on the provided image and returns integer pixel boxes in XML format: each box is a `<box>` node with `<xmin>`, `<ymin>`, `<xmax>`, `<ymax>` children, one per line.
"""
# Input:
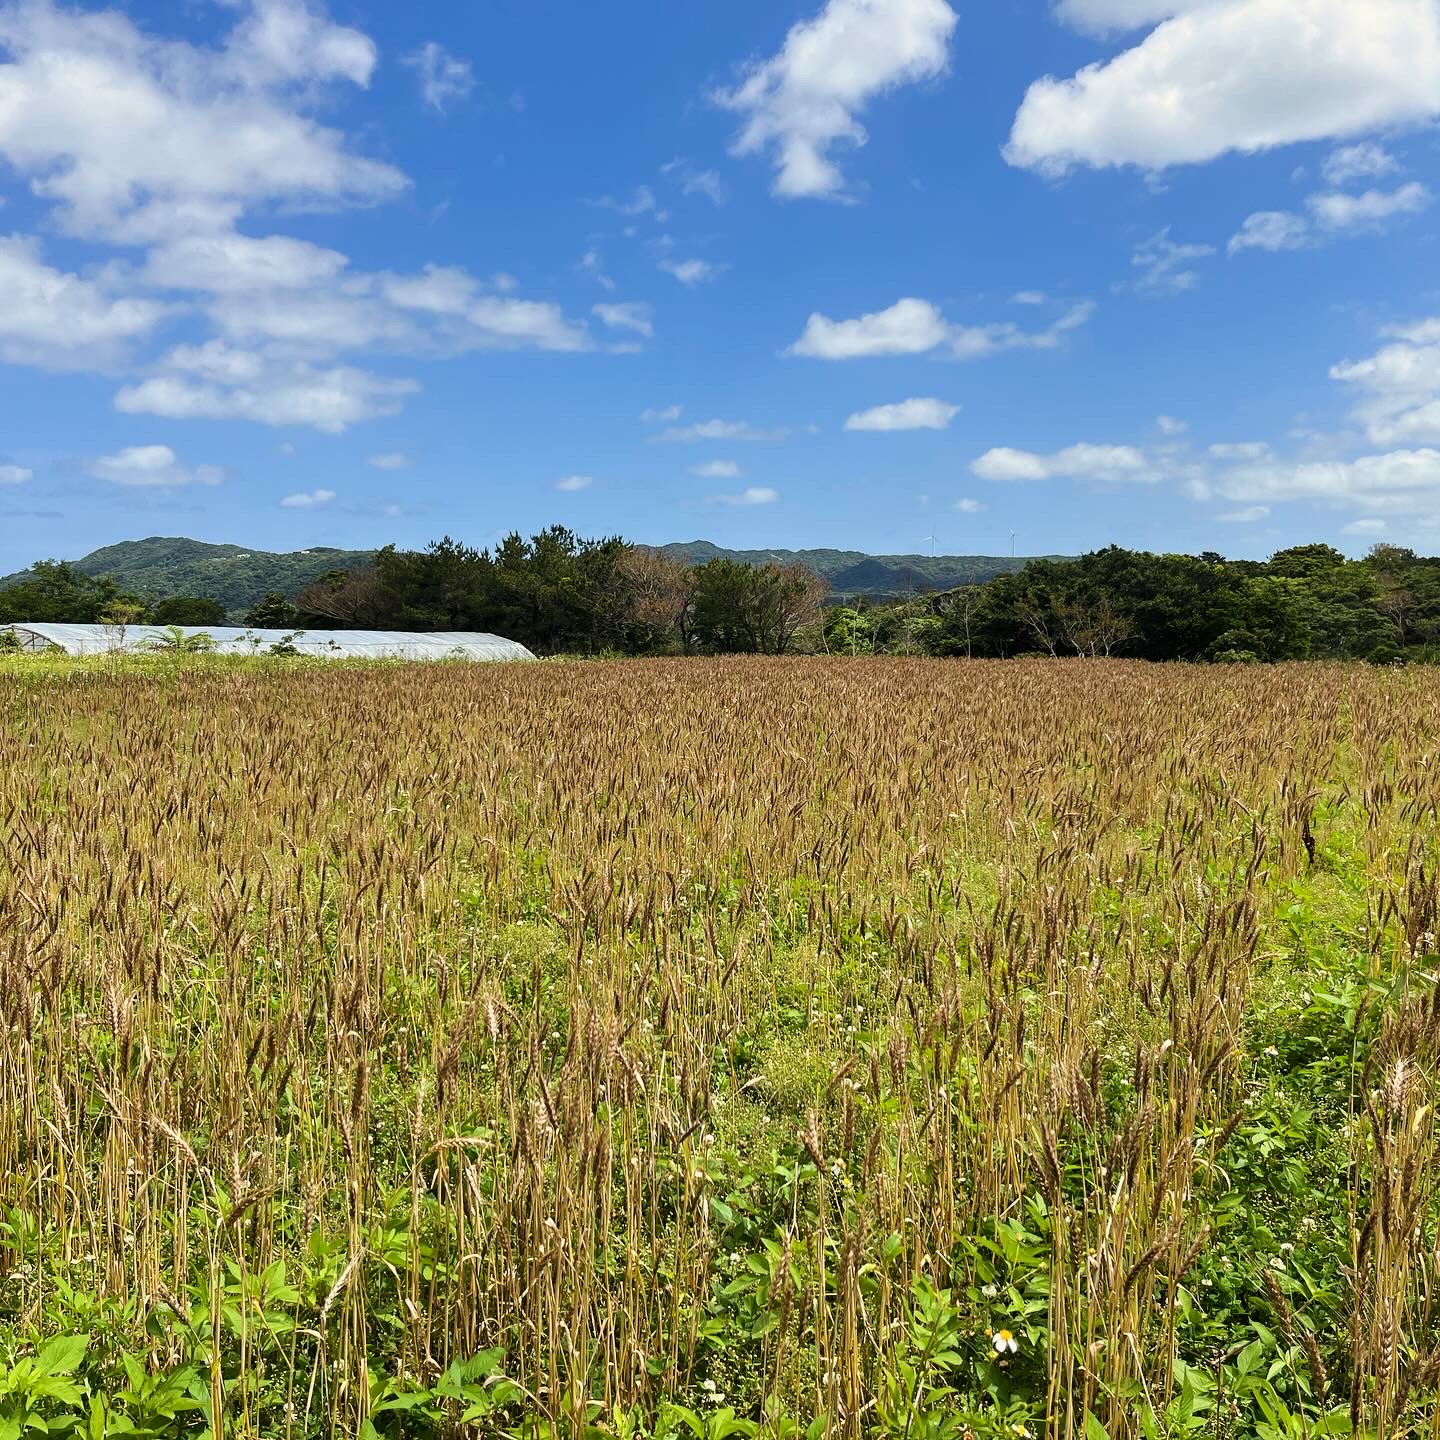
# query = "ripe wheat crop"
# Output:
<box><xmin>1</xmin><ymin>657</ymin><xmax>1438</xmax><ymax>1438</ymax></box>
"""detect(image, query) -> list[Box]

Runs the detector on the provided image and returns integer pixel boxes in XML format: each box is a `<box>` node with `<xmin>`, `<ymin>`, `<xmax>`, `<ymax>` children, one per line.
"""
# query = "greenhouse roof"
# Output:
<box><xmin>1</xmin><ymin>624</ymin><xmax>536</xmax><ymax>661</ymax></box>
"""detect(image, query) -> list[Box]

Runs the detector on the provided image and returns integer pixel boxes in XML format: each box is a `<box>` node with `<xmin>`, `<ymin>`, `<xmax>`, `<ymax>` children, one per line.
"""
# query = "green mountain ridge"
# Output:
<box><xmin>2</xmin><ymin>536</ymin><xmax>1060</xmax><ymax>614</ymax></box>
<box><xmin>1</xmin><ymin>537</ymin><xmax>379</xmax><ymax>614</ymax></box>
<box><xmin>655</xmin><ymin>541</ymin><xmax>1060</xmax><ymax>597</ymax></box>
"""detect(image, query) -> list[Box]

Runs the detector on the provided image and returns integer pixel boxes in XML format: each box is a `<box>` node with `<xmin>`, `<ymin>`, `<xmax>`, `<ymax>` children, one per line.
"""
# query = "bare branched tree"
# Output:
<box><xmin>295</xmin><ymin>568</ymin><xmax>384</xmax><ymax>627</ymax></box>
<box><xmin>616</xmin><ymin>548</ymin><xmax>700</xmax><ymax>651</ymax></box>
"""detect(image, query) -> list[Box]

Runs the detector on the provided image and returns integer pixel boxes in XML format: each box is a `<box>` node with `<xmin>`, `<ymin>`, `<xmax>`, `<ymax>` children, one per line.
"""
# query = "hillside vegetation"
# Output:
<box><xmin>0</xmin><ymin>537</ymin><xmax>1040</xmax><ymax>616</ymax></box>
<box><xmin>0</xmin><ymin>537</ymin><xmax>377</xmax><ymax>613</ymax></box>
<box><xmin>655</xmin><ymin>543</ymin><xmax>1044</xmax><ymax>597</ymax></box>
<box><xmin>1</xmin><ymin>657</ymin><xmax>1438</xmax><ymax>1438</ymax></box>
<box><xmin>6</xmin><ymin>534</ymin><xmax>1440</xmax><ymax>666</ymax></box>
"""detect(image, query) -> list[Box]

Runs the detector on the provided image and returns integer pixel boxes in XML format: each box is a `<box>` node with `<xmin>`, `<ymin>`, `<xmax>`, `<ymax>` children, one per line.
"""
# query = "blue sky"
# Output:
<box><xmin>1</xmin><ymin>0</ymin><xmax>1438</xmax><ymax>573</ymax></box>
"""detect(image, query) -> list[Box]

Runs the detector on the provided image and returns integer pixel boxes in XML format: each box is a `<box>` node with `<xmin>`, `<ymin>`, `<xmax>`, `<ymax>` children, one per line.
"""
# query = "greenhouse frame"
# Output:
<box><xmin>0</xmin><ymin>624</ymin><xmax>536</xmax><ymax>662</ymax></box>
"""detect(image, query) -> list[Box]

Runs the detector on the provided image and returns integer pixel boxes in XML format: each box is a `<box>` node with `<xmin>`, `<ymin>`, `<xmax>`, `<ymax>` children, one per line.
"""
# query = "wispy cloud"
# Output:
<box><xmin>1125</xmin><ymin>228</ymin><xmax>1215</xmax><ymax>296</ymax></box>
<box><xmin>661</xmin><ymin>158</ymin><xmax>727</xmax><ymax>205</ymax></box>
<box><xmin>656</xmin><ymin>418</ymin><xmax>786</xmax><ymax>443</ymax></box>
<box><xmin>659</xmin><ymin>258</ymin><xmax>724</xmax><ymax>286</ymax></box>
<box><xmin>280</xmin><ymin>488</ymin><xmax>336</xmax><ymax>508</ymax></box>
<box><xmin>710</xmin><ymin>486</ymin><xmax>778</xmax><ymax>506</ymax></box>
<box><xmin>592</xmin><ymin>302</ymin><xmax>654</xmax><ymax>337</ymax></box>
<box><xmin>403</xmin><ymin>43</ymin><xmax>475</xmax><ymax>113</ymax></box>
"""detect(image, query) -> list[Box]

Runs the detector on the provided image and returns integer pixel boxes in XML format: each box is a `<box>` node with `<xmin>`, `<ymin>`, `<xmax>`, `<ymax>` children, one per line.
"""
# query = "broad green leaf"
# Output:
<box><xmin>34</xmin><ymin>1338</ymin><xmax>88</xmax><ymax>1379</ymax></box>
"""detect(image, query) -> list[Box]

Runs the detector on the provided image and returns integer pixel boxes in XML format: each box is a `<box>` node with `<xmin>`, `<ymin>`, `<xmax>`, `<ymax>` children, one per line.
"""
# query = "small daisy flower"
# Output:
<box><xmin>993</xmin><ymin>1329</ymin><xmax>1019</xmax><ymax>1355</ymax></box>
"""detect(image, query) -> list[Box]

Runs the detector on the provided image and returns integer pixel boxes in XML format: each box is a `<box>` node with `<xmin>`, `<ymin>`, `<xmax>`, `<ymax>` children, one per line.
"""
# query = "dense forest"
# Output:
<box><xmin>0</xmin><ymin>536</ymin><xmax>1037</xmax><ymax>607</ymax></box>
<box><xmin>0</xmin><ymin>537</ymin><xmax>379</xmax><ymax>611</ymax></box>
<box><xmin>3</xmin><ymin>532</ymin><xmax>1439</xmax><ymax>663</ymax></box>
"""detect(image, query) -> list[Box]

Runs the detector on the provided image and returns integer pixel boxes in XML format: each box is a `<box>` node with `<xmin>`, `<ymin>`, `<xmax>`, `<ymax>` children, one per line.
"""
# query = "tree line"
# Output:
<box><xmin>831</xmin><ymin>543</ymin><xmax>1440</xmax><ymax>663</ymax></box>
<box><xmin>6</xmin><ymin>534</ymin><xmax>1440</xmax><ymax>662</ymax></box>
<box><xmin>0</xmin><ymin>530</ymin><xmax>830</xmax><ymax>658</ymax></box>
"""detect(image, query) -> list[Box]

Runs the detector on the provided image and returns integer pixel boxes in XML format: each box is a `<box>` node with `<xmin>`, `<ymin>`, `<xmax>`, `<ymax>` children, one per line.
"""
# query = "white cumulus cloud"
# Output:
<box><xmin>116</xmin><ymin>349</ymin><xmax>419</xmax><ymax>433</ymax></box>
<box><xmin>715</xmin><ymin>0</ymin><xmax>958</xmax><ymax>198</ymax></box>
<box><xmin>970</xmin><ymin>442</ymin><xmax>1157</xmax><ymax>483</ymax></box>
<box><xmin>142</xmin><ymin>232</ymin><xmax>348</xmax><ymax>293</ymax></box>
<box><xmin>280</xmin><ymin>488</ymin><xmax>335</xmax><ymax>507</ymax></box>
<box><xmin>1178</xmin><ymin>322</ymin><xmax>1440</xmax><ymax>521</ymax></box>
<box><xmin>0</xmin><ymin>463</ymin><xmax>32</xmax><ymax>484</ymax></box>
<box><xmin>1007</xmin><ymin>0</ymin><xmax>1440</xmax><ymax>176</ymax></box>
<box><xmin>791</xmin><ymin>297</ymin><xmax>949</xmax><ymax>358</ymax></box>
<box><xmin>790</xmin><ymin>295</ymin><xmax>1094</xmax><ymax>359</ymax></box>
<box><xmin>1228</xmin><ymin>210</ymin><xmax>1311</xmax><ymax>255</ymax></box>
<box><xmin>0</xmin><ymin>233</ymin><xmax>166</xmax><ymax>367</ymax></box>
<box><xmin>1055</xmin><ymin>0</ymin><xmax>1214</xmax><ymax>32</ymax></box>
<box><xmin>1229</xmin><ymin>179</ymin><xmax>1428</xmax><ymax>256</ymax></box>
<box><xmin>1210</xmin><ymin>448</ymin><xmax>1440</xmax><ymax>512</ymax></box>
<box><xmin>0</xmin><ymin>0</ymin><xmax>404</xmax><ymax>241</ymax></box>
<box><xmin>1330</xmin><ymin>318</ymin><xmax>1440</xmax><ymax>447</ymax></box>
<box><xmin>844</xmin><ymin>397</ymin><xmax>959</xmax><ymax>431</ymax></box>
<box><xmin>0</xmin><ymin>2</ymin><xmax>600</xmax><ymax>435</ymax></box>
<box><xmin>89</xmin><ymin>444</ymin><xmax>223</xmax><ymax>487</ymax></box>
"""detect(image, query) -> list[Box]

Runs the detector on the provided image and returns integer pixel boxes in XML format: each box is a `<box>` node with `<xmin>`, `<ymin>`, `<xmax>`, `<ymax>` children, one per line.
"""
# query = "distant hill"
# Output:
<box><xmin>2</xmin><ymin>536</ymin><xmax>1061</xmax><ymax>614</ymax></box>
<box><xmin>657</xmin><ymin>542</ymin><xmax>1061</xmax><ymax>598</ymax></box>
<box><xmin>1</xmin><ymin>537</ymin><xmax>377</xmax><ymax>615</ymax></box>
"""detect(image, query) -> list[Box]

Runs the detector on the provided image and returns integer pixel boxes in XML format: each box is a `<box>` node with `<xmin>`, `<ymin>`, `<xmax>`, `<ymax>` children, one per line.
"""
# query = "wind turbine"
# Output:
<box><xmin>1009</xmin><ymin>530</ymin><xmax>1017</xmax><ymax>559</ymax></box>
<box><xmin>922</xmin><ymin>533</ymin><xmax>937</xmax><ymax>557</ymax></box>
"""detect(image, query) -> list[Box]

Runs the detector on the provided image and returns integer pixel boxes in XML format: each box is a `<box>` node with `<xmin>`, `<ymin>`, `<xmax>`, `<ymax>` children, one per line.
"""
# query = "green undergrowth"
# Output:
<box><xmin>3</xmin><ymin>828</ymin><xmax>1431</xmax><ymax>1439</ymax></box>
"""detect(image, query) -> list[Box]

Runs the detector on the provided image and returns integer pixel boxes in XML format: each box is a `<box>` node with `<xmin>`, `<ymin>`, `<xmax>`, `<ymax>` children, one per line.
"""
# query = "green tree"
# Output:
<box><xmin>0</xmin><ymin>561</ymin><xmax>142</xmax><ymax>624</ymax></box>
<box><xmin>825</xmin><ymin>606</ymin><xmax>875</xmax><ymax>655</ymax></box>
<box><xmin>243</xmin><ymin>592</ymin><xmax>301</xmax><ymax>628</ymax></box>
<box><xmin>371</xmin><ymin>530</ymin><xmax>646</xmax><ymax>654</ymax></box>
<box><xmin>150</xmin><ymin>595</ymin><xmax>228</xmax><ymax>626</ymax></box>
<box><xmin>689</xmin><ymin>558</ymin><xmax>827</xmax><ymax>654</ymax></box>
<box><xmin>1267</xmin><ymin>543</ymin><xmax>1346</xmax><ymax>579</ymax></box>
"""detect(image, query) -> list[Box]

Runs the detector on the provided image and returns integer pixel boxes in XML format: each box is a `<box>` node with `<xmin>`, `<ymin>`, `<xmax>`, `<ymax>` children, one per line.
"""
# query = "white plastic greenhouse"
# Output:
<box><xmin>0</xmin><ymin>624</ymin><xmax>536</xmax><ymax>662</ymax></box>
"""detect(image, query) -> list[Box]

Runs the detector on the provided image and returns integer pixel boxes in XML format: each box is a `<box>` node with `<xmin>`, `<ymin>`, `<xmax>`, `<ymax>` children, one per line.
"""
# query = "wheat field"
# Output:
<box><xmin>1</xmin><ymin>657</ymin><xmax>1438</xmax><ymax>1439</ymax></box>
